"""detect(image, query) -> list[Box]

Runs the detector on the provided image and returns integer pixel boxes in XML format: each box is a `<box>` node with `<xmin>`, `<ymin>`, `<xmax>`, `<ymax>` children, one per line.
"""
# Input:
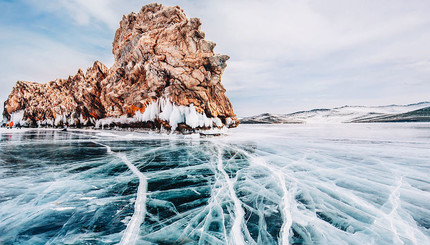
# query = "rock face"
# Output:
<box><xmin>3</xmin><ymin>3</ymin><xmax>238</xmax><ymax>131</ymax></box>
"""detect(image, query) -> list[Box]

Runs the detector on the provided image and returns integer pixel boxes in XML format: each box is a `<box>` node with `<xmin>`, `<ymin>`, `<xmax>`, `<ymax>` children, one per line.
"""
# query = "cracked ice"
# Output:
<box><xmin>0</xmin><ymin>123</ymin><xmax>430</xmax><ymax>244</ymax></box>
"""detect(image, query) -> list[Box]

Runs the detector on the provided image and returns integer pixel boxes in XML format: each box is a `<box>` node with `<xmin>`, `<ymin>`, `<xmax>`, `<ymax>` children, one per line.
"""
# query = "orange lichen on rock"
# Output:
<box><xmin>126</xmin><ymin>105</ymin><xmax>145</xmax><ymax>117</ymax></box>
<box><xmin>124</xmin><ymin>33</ymin><xmax>132</xmax><ymax>41</ymax></box>
<box><xmin>89</xmin><ymin>111</ymin><xmax>100</xmax><ymax>119</ymax></box>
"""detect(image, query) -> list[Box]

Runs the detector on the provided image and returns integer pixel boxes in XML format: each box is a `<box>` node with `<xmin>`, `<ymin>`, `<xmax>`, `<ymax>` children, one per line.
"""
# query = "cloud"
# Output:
<box><xmin>0</xmin><ymin>26</ymin><xmax>99</xmax><ymax>103</ymax></box>
<box><xmin>1</xmin><ymin>0</ymin><xmax>430</xmax><ymax>116</ymax></box>
<box><xmin>190</xmin><ymin>0</ymin><xmax>430</xmax><ymax>115</ymax></box>
<box><xmin>22</xmin><ymin>0</ymin><xmax>144</xmax><ymax>30</ymax></box>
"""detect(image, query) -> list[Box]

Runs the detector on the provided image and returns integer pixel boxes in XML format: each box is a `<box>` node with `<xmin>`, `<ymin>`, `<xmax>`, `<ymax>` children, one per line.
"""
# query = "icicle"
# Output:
<box><xmin>185</xmin><ymin>105</ymin><xmax>199</xmax><ymax>128</ymax></box>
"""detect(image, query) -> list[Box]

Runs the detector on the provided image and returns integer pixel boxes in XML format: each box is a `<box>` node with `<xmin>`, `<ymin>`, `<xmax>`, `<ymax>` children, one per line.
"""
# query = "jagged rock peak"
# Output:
<box><xmin>3</xmin><ymin>3</ymin><xmax>238</xmax><ymax>132</ymax></box>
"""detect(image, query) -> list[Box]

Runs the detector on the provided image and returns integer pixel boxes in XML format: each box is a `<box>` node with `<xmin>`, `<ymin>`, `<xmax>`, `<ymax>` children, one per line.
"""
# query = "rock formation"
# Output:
<box><xmin>3</xmin><ymin>3</ymin><xmax>238</xmax><ymax>132</ymax></box>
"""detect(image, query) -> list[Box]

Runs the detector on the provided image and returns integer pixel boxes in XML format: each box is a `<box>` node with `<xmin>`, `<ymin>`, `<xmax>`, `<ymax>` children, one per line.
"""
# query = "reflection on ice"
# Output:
<box><xmin>0</xmin><ymin>124</ymin><xmax>429</xmax><ymax>244</ymax></box>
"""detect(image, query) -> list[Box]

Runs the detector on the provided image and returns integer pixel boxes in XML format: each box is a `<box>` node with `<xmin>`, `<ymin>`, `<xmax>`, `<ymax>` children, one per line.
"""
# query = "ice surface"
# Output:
<box><xmin>0</xmin><ymin>123</ymin><xmax>430</xmax><ymax>244</ymax></box>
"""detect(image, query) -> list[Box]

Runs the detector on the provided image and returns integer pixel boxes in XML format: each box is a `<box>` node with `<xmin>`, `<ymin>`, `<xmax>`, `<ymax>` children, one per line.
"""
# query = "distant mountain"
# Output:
<box><xmin>240</xmin><ymin>102</ymin><xmax>430</xmax><ymax>124</ymax></box>
<box><xmin>238</xmin><ymin>113</ymin><xmax>303</xmax><ymax>124</ymax></box>
<box><xmin>351</xmin><ymin>106</ymin><xmax>430</xmax><ymax>123</ymax></box>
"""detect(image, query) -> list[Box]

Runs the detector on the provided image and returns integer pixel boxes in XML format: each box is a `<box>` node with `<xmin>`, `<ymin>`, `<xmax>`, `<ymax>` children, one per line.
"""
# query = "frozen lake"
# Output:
<box><xmin>0</xmin><ymin>124</ymin><xmax>429</xmax><ymax>244</ymax></box>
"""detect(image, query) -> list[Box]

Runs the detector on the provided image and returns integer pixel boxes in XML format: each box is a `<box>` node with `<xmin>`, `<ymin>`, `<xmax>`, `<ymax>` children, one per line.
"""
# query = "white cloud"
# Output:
<box><xmin>0</xmin><ymin>26</ymin><xmax>98</xmax><ymax>104</ymax></box>
<box><xmin>1</xmin><ymin>0</ymin><xmax>430</xmax><ymax>116</ymax></box>
<box><xmin>23</xmin><ymin>0</ymin><xmax>144</xmax><ymax>30</ymax></box>
<box><xmin>199</xmin><ymin>0</ymin><xmax>430</xmax><ymax>61</ymax></box>
<box><xmin>192</xmin><ymin>0</ymin><xmax>430</xmax><ymax>115</ymax></box>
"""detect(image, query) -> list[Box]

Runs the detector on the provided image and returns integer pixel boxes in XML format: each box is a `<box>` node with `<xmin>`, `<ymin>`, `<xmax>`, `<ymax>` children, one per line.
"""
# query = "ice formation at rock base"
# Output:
<box><xmin>9</xmin><ymin>98</ymin><xmax>234</xmax><ymax>134</ymax></box>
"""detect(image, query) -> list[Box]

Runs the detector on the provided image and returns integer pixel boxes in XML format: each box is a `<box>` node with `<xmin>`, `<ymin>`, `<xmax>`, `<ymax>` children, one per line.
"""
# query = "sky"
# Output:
<box><xmin>1</xmin><ymin>0</ymin><xmax>430</xmax><ymax>117</ymax></box>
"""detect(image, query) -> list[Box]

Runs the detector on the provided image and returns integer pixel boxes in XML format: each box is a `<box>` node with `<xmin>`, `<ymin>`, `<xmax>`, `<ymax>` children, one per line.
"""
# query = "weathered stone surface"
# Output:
<box><xmin>3</xmin><ymin>3</ymin><xmax>238</xmax><ymax>131</ymax></box>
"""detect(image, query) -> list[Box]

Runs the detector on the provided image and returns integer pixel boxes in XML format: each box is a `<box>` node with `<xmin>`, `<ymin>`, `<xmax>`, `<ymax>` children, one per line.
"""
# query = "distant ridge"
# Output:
<box><xmin>351</xmin><ymin>106</ymin><xmax>430</xmax><ymax>123</ymax></box>
<box><xmin>240</xmin><ymin>102</ymin><xmax>430</xmax><ymax>124</ymax></box>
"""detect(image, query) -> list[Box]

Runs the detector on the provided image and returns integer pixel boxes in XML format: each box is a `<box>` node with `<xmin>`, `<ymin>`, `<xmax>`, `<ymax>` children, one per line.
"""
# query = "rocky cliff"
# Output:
<box><xmin>3</xmin><ymin>3</ymin><xmax>238</xmax><ymax>132</ymax></box>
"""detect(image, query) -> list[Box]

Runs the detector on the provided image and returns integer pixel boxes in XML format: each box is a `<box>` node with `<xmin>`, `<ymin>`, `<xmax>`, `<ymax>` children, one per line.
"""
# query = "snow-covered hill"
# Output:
<box><xmin>240</xmin><ymin>102</ymin><xmax>430</xmax><ymax>124</ymax></box>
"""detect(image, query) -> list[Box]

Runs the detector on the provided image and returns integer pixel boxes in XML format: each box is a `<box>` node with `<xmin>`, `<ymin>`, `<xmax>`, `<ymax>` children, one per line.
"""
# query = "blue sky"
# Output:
<box><xmin>1</xmin><ymin>0</ymin><xmax>430</xmax><ymax>116</ymax></box>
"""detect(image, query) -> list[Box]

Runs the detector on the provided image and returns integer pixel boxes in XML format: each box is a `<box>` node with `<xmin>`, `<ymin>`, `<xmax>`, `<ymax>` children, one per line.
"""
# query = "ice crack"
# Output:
<box><xmin>92</xmin><ymin>140</ymin><xmax>148</xmax><ymax>245</ymax></box>
<box><xmin>387</xmin><ymin>176</ymin><xmax>404</xmax><ymax>244</ymax></box>
<box><xmin>118</xmin><ymin>153</ymin><xmax>148</xmax><ymax>245</ymax></box>
<box><xmin>250</xmin><ymin>157</ymin><xmax>294</xmax><ymax>245</ymax></box>
<box><xmin>227</xmin><ymin>144</ymin><xmax>295</xmax><ymax>245</ymax></box>
<box><xmin>216</xmin><ymin>146</ymin><xmax>246</xmax><ymax>245</ymax></box>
